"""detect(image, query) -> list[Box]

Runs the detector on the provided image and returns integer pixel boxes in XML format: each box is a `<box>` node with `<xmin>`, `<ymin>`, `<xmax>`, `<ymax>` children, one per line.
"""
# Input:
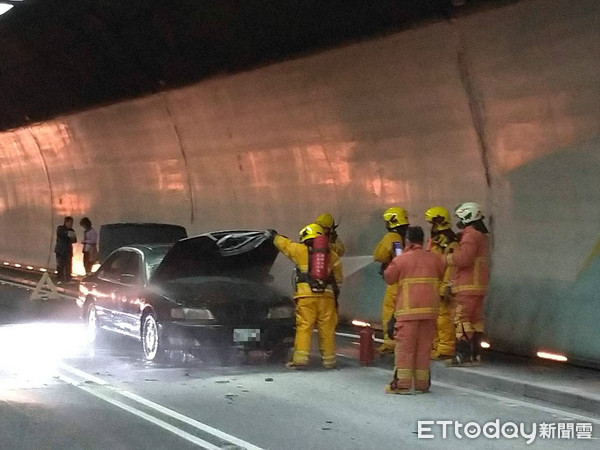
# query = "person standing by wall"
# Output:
<box><xmin>425</xmin><ymin>207</ymin><xmax>459</xmax><ymax>360</ymax></box>
<box><xmin>384</xmin><ymin>226</ymin><xmax>445</xmax><ymax>394</ymax></box>
<box><xmin>54</xmin><ymin>216</ymin><xmax>77</xmax><ymax>284</ymax></box>
<box><xmin>446</xmin><ymin>202</ymin><xmax>490</xmax><ymax>367</ymax></box>
<box><xmin>272</xmin><ymin>224</ymin><xmax>343</xmax><ymax>369</ymax></box>
<box><xmin>80</xmin><ymin>217</ymin><xmax>98</xmax><ymax>275</ymax></box>
<box><xmin>373</xmin><ymin>207</ymin><xmax>409</xmax><ymax>354</ymax></box>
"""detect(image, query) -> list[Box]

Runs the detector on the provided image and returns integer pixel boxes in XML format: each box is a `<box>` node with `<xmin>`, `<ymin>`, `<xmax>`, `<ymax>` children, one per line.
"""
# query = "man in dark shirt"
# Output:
<box><xmin>54</xmin><ymin>216</ymin><xmax>77</xmax><ymax>283</ymax></box>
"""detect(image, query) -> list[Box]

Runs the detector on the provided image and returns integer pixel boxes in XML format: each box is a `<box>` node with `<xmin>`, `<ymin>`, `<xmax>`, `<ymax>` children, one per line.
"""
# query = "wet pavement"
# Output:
<box><xmin>0</xmin><ymin>283</ymin><xmax>599</xmax><ymax>449</ymax></box>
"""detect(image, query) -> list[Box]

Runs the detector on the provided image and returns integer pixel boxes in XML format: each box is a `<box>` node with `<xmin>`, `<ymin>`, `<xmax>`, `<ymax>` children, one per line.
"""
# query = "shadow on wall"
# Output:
<box><xmin>486</xmin><ymin>139</ymin><xmax>600</xmax><ymax>362</ymax></box>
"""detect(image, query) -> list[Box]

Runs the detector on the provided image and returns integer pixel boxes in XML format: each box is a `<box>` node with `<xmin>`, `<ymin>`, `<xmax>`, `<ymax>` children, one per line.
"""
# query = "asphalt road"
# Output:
<box><xmin>0</xmin><ymin>282</ymin><xmax>598</xmax><ymax>449</ymax></box>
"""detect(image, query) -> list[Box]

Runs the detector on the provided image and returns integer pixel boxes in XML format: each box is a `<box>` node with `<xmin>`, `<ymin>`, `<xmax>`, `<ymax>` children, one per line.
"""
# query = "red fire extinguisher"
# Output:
<box><xmin>359</xmin><ymin>326</ymin><xmax>374</xmax><ymax>366</ymax></box>
<box><xmin>310</xmin><ymin>235</ymin><xmax>330</xmax><ymax>281</ymax></box>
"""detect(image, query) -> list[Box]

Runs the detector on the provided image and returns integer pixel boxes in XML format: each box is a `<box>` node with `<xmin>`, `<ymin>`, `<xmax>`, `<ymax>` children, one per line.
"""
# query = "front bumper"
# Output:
<box><xmin>161</xmin><ymin>319</ymin><xmax>295</xmax><ymax>351</ymax></box>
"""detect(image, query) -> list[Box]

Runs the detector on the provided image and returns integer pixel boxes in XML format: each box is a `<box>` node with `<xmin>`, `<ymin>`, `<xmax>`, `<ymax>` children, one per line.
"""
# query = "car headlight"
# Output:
<box><xmin>171</xmin><ymin>307</ymin><xmax>215</xmax><ymax>320</ymax></box>
<box><xmin>268</xmin><ymin>305</ymin><xmax>295</xmax><ymax>319</ymax></box>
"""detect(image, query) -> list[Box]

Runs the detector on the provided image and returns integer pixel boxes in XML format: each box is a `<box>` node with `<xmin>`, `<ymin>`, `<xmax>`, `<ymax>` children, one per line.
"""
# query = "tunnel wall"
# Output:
<box><xmin>0</xmin><ymin>0</ymin><xmax>598</xmax><ymax>363</ymax></box>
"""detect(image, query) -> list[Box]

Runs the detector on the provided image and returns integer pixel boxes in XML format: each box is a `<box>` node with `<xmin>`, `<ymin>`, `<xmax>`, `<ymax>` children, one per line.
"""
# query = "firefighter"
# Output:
<box><xmin>384</xmin><ymin>226</ymin><xmax>445</xmax><ymax>394</ymax></box>
<box><xmin>425</xmin><ymin>207</ymin><xmax>459</xmax><ymax>359</ymax></box>
<box><xmin>373</xmin><ymin>207</ymin><xmax>409</xmax><ymax>354</ymax></box>
<box><xmin>315</xmin><ymin>213</ymin><xmax>345</xmax><ymax>257</ymax></box>
<box><xmin>445</xmin><ymin>202</ymin><xmax>490</xmax><ymax>366</ymax></box>
<box><xmin>272</xmin><ymin>224</ymin><xmax>343</xmax><ymax>369</ymax></box>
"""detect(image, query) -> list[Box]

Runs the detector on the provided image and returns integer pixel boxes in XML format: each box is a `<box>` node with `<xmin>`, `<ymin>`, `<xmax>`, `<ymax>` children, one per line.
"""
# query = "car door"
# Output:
<box><xmin>113</xmin><ymin>250</ymin><xmax>146</xmax><ymax>336</ymax></box>
<box><xmin>94</xmin><ymin>250</ymin><xmax>133</xmax><ymax>328</ymax></box>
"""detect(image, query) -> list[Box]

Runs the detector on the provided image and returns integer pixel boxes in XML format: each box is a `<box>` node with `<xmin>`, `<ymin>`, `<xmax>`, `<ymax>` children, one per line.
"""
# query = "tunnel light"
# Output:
<box><xmin>480</xmin><ymin>341</ymin><xmax>491</xmax><ymax>349</ymax></box>
<box><xmin>39</xmin><ymin>268</ymin><xmax>47</xmax><ymax>272</ymax></box>
<box><xmin>3</xmin><ymin>262</ymin><xmax>9</xmax><ymax>265</ymax></box>
<box><xmin>26</xmin><ymin>266</ymin><xmax>33</xmax><ymax>270</ymax></box>
<box><xmin>352</xmin><ymin>319</ymin><xmax>371</xmax><ymax>328</ymax></box>
<box><xmin>14</xmin><ymin>263</ymin><xmax>21</xmax><ymax>268</ymax></box>
<box><xmin>537</xmin><ymin>351</ymin><xmax>568</xmax><ymax>362</ymax></box>
<box><xmin>0</xmin><ymin>4</ymin><xmax>14</xmax><ymax>16</ymax></box>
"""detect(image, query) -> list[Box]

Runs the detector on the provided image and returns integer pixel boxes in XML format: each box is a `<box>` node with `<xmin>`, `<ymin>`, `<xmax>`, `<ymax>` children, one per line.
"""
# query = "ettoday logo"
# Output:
<box><xmin>417</xmin><ymin>420</ymin><xmax>593</xmax><ymax>444</ymax></box>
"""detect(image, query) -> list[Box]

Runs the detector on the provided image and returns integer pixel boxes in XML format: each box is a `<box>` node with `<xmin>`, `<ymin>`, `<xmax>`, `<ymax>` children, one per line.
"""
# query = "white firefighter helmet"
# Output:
<box><xmin>454</xmin><ymin>202</ymin><xmax>483</xmax><ymax>224</ymax></box>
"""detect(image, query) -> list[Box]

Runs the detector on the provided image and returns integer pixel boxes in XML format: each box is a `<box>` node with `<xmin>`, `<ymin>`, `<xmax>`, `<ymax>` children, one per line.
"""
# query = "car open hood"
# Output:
<box><xmin>150</xmin><ymin>230</ymin><xmax>278</xmax><ymax>284</ymax></box>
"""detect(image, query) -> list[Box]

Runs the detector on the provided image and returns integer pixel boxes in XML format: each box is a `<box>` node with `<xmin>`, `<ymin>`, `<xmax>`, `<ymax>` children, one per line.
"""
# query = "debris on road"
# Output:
<box><xmin>265</xmin><ymin>377</ymin><xmax>274</xmax><ymax>382</ymax></box>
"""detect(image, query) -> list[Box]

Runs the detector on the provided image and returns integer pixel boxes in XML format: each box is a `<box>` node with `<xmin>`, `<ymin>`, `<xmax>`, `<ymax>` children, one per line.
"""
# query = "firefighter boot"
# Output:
<box><xmin>445</xmin><ymin>339</ymin><xmax>473</xmax><ymax>367</ymax></box>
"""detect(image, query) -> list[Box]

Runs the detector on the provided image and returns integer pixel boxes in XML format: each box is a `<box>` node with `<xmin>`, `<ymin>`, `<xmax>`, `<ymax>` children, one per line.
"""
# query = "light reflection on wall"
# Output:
<box><xmin>53</xmin><ymin>193</ymin><xmax>92</xmax><ymax>217</ymax></box>
<box><xmin>154</xmin><ymin>160</ymin><xmax>186</xmax><ymax>192</ymax></box>
<box><xmin>28</xmin><ymin>122</ymin><xmax>72</xmax><ymax>155</ymax></box>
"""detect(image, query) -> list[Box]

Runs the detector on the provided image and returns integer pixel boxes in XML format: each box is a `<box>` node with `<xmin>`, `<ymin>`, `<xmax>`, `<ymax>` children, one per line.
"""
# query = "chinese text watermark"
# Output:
<box><xmin>417</xmin><ymin>420</ymin><xmax>593</xmax><ymax>444</ymax></box>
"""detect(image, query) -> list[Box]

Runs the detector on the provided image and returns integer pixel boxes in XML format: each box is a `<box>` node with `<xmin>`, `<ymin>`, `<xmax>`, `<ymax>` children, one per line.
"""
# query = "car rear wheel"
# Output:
<box><xmin>142</xmin><ymin>313</ymin><xmax>165</xmax><ymax>362</ymax></box>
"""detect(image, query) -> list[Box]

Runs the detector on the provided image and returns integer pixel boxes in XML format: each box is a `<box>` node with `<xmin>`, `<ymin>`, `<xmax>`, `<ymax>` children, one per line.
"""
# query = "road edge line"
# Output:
<box><xmin>59</xmin><ymin>363</ymin><xmax>265</xmax><ymax>450</ymax></box>
<box><xmin>58</xmin><ymin>373</ymin><xmax>222</xmax><ymax>450</ymax></box>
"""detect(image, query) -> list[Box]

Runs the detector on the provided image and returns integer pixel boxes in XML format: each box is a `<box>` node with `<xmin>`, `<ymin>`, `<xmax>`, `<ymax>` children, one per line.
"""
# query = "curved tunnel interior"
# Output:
<box><xmin>0</xmin><ymin>0</ymin><xmax>599</xmax><ymax>365</ymax></box>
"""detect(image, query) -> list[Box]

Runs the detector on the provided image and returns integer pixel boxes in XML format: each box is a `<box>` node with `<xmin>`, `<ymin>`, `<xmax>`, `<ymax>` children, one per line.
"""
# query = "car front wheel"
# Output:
<box><xmin>141</xmin><ymin>313</ymin><xmax>165</xmax><ymax>362</ymax></box>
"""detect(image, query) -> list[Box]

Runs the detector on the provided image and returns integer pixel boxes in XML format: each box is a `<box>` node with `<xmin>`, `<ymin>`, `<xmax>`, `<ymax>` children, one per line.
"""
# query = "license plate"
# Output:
<box><xmin>233</xmin><ymin>328</ymin><xmax>261</xmax><ymax>342</ymax></box>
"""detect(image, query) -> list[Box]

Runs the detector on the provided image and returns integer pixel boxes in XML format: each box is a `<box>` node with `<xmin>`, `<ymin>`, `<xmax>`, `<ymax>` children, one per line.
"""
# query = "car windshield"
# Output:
<box><xmin>145</xmin><ymin>247</ymin><xmax>171</xmax><ymax>280</ymax></box>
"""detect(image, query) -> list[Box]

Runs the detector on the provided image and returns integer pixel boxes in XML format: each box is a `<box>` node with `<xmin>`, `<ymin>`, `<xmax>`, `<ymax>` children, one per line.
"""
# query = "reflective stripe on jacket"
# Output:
<box><xmin>384</xmin><ymin>244</ymin><xmax>445</xmax><ymax>321</ymax></box>
<box><xmin>373</xmin><ymin>231</ymin><xmax>402</xmax><ymax>265</ymax></box>
<box><xmin>447</xmin><ymin>226</ymin><xmax>489</xmax><ymax>296</ymax></box>
<box><xmin>273</xmin><ymin>235</ymin><xmax>343</xmax><ymax>300</ymax></box>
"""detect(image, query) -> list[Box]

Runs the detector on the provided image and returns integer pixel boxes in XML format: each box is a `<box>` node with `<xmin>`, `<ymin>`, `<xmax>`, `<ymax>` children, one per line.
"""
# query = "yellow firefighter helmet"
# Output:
<box><xmin>383</xmin><ymin>207</ymin><xmax>409</xmax><ymax>228</ymax></box>
<box><xmin>315</xmin><ymin>213</ymin><xmax>335</xmax><ymax>229</ymax></box>
<box><xmin>425</xmin><ymin>206</ymin><xmax>452</xmax><ymax>230</ymax></box>
<box><xmin>299</xmin><ymin>223</ymin><xmax>325</xmax><ymax>243</ymax></box>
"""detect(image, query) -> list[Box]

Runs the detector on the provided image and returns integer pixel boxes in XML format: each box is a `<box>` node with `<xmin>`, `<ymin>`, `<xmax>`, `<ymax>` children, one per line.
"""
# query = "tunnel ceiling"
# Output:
<box><xmin>0</xmin><ymin>0</ymin><xmax>513</xmax><ymax>132</ymax></box>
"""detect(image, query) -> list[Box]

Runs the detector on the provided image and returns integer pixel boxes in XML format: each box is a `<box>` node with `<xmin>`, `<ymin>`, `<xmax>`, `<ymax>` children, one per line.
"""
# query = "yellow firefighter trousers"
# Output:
<box><xmin>293</xmin><ymin>296</ymin><xmax>338</xmax><ymax>368</ymax></box>
<box><xmin>432</xmin><ymin>300</ymin><xmax>456</xmax><ymax>356</ymax></box>
<box><xmin>381</xmin><ymin>284</ymin><xmax>397</xmax><ymax>351</ymax></box>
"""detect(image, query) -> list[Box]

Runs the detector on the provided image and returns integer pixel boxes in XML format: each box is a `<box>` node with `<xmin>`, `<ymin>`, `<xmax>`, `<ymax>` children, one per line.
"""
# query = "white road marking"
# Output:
<box><xmin>363</xmin><ymin>364</ymin><xmax>600</xmax><ymax>425</ymax></box>
<box><xmin>58</xmin><ymin>373</ymin><xmax>222</xmax><ymax>450</ymax></box>
<box><xmin>432</xmin><ymin>380</ymin><xmax>600</xmax><ymax>425</ymax></box>
<box><xmin>112</xmin><ymin>388</ymin><xmax>265</xmax><ymax>450</ymax></box>
<box><xmin>335</xmin><ymin>333</ymin><xmax>600</xmax><ymax>423</ymax></box>
<box><xmin>58</xmin><ymin>363</ymin><xmax>109</xmax><ymax>385</ymax></box>
<box><xmin>59</xmin><ymin>363</ymin><xmax>265</xmax><ymax>450</ymax></box>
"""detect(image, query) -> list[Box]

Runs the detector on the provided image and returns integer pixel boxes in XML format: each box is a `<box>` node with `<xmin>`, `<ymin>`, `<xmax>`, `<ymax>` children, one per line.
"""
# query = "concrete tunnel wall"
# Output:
<box><xmin>0</xmin><ymin>0</ymin><xmax>598</xmax><ymax>363</ymax></box>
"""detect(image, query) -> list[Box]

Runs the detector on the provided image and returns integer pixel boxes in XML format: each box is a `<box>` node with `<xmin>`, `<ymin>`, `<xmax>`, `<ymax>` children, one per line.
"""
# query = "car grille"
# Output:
<box><xmin>212</xmin><ymin>302</ymin><xmax>268</xmax><ymax>325</ymax></box>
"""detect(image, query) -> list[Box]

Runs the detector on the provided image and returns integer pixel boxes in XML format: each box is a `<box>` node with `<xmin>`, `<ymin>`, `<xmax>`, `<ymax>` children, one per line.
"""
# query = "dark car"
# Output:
<box><xmin>77</xmin><ymin>230</ymin><xmax>295</xmax><ymax>362</ymax></box>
